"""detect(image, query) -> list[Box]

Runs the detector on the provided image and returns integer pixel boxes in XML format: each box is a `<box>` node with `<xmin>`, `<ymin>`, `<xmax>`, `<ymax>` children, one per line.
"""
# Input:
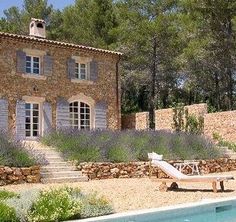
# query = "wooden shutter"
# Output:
<box><xmin>43</xmin><ymin>55</ymin><xmax>53</xmax><ymax>76</ymax></box>
<box><xmin>43</xmin><ymin>102</ymin><xmax>52</xmax><ymax>134</ymax></box>
<box><xmin>67</xmin><ymin>58</ymin><xmax>76</xmax><ymax>79</ymax></box>
<box><xmin>56</xmin><ymin>98</ymin><xmax>70</xmax><ymax>129</ymax></box>
<box><xmin>0</xmin><ymin>99</ymin><xmax>8</xmax><ymax>132</ymax></box>
<box><xmin>16</xmin><ymin>50</ymin><xmax>26</xmax><ymax>73</ymax></box>
<box><xmin>95</xmin><ymin>101</ymin><xmax>107</xmax><ymax>129</ymax></box>
<box><xmin>16</xmin><ymin>100</ymin><xmax>26</xmax><ymax>140</ymax></box>
<box><xmin>90</xmin><ymin>60</ymin><xmax>98</xmax><ymax>81</ymax></box>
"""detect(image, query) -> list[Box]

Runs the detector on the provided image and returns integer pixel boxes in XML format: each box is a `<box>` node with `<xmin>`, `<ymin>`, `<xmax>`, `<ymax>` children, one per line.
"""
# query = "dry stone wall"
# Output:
<box><xmin>122</xmin><ymin>103</ymin><xmax>236</xmax><ymax>142</ymax></box>
<box><xmin>0</xmin><ymin>165</ymin><xmax>40</xmax><ymax>186</ymax></box>
<box><xmin>204</xmin><ymin>111</ymin><xmax>236</xmax><ymax>142</ymax></box>
<box><xmin>79</xmin><ymin>159</ymin><xmax>236</xmax><ymax>180</ymax></box>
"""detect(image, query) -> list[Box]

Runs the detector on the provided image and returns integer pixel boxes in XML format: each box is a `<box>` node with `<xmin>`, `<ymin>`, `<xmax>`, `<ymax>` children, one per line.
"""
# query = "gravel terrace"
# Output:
<box><xmin>2</xmin><ymin>170</ymin><xmax>236</xmax><ymax>213</ymax></box>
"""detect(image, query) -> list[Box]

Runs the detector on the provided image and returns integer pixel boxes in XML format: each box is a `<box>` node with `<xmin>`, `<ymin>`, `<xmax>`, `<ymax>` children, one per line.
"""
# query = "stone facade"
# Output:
<box><xmin>79</xmin><ymin>159</ymin><xmax>236</xmax><ymax>180</ymax></box>
<box><xmin>0</xmin><ymin>165</ymin><xmax>40</xmax><ymax>186</ymax></box>
<box><xmin>0</xmin><ymin>31</ymin><xmax>121</xmax><ymax>138</ymax></box>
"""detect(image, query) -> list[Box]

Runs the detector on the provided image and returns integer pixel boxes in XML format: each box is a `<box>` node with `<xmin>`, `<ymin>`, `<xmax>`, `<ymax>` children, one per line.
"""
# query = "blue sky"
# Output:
<box><xmin>0</xmin><ymin>0</ymin><xmax>75</xmax><ymax>17</ymax></box>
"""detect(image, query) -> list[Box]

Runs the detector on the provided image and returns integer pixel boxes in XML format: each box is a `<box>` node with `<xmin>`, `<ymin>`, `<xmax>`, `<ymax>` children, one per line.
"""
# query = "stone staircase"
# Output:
<box><xmin>25</xmin><ymin>141</ymin><xmax>88</xmax><ymax>183</ymax></box>
<box><xmin>221</xmin><ymin>146</ymin><xmax>236</xmax><ymax>159</ymax></box>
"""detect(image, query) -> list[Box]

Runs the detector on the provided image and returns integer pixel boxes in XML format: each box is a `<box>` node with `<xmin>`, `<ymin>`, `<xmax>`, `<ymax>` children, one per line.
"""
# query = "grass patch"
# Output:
<box><xmin>41</xmin><ymin>129</ymin><xmax>222</xmax><ymax>163</ymax></box>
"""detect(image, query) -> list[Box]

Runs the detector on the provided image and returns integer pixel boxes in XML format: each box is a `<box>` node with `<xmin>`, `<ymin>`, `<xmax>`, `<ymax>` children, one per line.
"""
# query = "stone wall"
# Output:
<box><xmin>0</xmin><ymin>35</ymin><xmax>121</xmax><ymax>132</ymax></box>
<box><xmin>122</xmin><ymin>104</ymin><xmax>207</xmax><ymax>131</ymax></box>
<box><xmin>79</xmin><ymin>159</ymin><xmax>236</xmax><ymax>180</ymax></box>
<box><xmin>204</xmin><ymin>111</ymin><xmax>236</xmax><ymax>142</ymax></box>
<box><xmin>122</xmin><ymin>112</ymin><xmax>149</xmax><ymax>130</ymax></box>
<box><xmin>0</xmin><ymin>166</ymin><xmax>40</xmax><ymax>186</ymax></box>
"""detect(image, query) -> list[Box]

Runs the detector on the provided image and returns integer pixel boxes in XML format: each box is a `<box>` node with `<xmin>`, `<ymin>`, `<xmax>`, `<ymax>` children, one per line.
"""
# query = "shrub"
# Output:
<box><xmin>42</xmin><ymin>129</ymin><xmax>221</xmax><ymax>163</ymax></box>
<box><xmin>213</xmin><ymin>132</ymin><xmax>236</xmax><ymax>152</ymax></box>
<box><xmin>80</xmin><ymin>193</ymin><xmax>113</xmax><ymax>218</ymax></box>
<box><xmin>6</xmin><ymin>189</ymin><xmax>40</xmax><ymax>222</ymax></box>
<box><xmin>0</xmin><ymin>132</ymin><xmax>39</xmax><ymax>167</ymax></box>
<box><xmin>0</xmin><ymin>202</ymin><xmax>17</xmax><ymax>222</ymax></box>
<box><xmin>27</xmin><ymin>187</ymin><xmax>82</xmax><ymax>222</ymax></box>
<box><xmin>0</xmin><ymin>190</ymin><xmax>18</xmax><ymax>200</ymax></box>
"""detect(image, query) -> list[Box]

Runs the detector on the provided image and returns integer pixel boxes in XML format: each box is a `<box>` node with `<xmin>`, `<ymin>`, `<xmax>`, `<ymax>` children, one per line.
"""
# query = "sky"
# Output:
<box><xmin>0</xmin><ymin>0</ymin><xmax>75</xmax><ymax>17</ymax></box>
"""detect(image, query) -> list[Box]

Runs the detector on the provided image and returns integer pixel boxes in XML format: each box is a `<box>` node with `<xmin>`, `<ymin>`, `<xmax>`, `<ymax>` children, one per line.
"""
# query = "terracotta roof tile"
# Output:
<box><xmin>0</xmin><ymin>32</ymin><xmax>122</xmax><ymax>56</ymax></box>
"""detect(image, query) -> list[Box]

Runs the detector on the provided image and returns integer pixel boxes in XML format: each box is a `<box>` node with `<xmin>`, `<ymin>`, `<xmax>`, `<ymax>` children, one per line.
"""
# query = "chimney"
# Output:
<box><xmin>29</xmin><ymin>18</ymin><xmax>46</xmax><ymax>38</ymax></box>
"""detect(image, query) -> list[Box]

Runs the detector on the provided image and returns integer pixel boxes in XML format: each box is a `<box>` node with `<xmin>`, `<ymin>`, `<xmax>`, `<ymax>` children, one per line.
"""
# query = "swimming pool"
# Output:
<box><xmin>75</xmin><ymin>197</ymin><xmax>236</xmax><ymax>222</ymax></box>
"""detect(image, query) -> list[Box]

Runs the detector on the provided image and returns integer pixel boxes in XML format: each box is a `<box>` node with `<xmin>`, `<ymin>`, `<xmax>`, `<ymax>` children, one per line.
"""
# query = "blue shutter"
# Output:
<box><xmin>16</xmin><ymin>100</ymin><xmax>26</xmax><ymax>140</ymax></box>
<box><xmin>43</xmin><ymin>102</ymin><xmax>52</xmax><ymax>134</ymax></box>
<box><xmin>67</xmin><ymin>58</ymin><xmax>76</xmax><ymax>79</ymax></box>
<box><xmin>95</xmin><ymin>101</ymin><xmax>107</xmax><ymax>129</ymax></box>
<box><xmin>0</xmin><ymin>99</ymin><xmax>8</xmax><ymax>132</ymax></box>
<box><xmin>90</xmin><ymin>60</ymin><xmax>98</xmax><ymax>81</ymax></box>
<box><xmin>16</xmin><ymin>50</ymin><xmax>26</xmax><ymax>73</ymax></box>
<box><xmin>43</xmin><ymin>55</ymin><xmax>53</xmax><ymax>76</ymax></box>
<box><xmin>56</xmin><ymin>98</ymin><xmax>70</xmax><ymax>129</ymax></box>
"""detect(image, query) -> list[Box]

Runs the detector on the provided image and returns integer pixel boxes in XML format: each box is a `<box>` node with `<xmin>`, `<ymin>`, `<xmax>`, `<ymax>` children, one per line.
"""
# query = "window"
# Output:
<box><xmin>25</xmin><ymin>103</ymin><xmax>40</xmax><ymax>137</ymax></box>
<box><xmin>26</xmin><ymin>56</ymin><xmax>40</xmax><ymax>74</ymax></box>
<box><xmin>70</xmin><ymin>101</ymin><xmax>90</xmax><ymax>130</ymax></box>
<box><xmin>75</xmin><ymin>63</ymin><xmax>87</xmax><ymax>80</ymax></box>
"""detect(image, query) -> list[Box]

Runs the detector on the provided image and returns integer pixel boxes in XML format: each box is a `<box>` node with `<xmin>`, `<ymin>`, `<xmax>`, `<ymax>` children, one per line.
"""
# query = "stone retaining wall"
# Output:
<box><xmin>0</xmin><ymin>166</ymin><xmax>41</xmax><ymax>186</ymax></box>
<box><xmin>78</xmin><ymin>159</ymin><xmax>236</xmax><ymax>180</ymax></box>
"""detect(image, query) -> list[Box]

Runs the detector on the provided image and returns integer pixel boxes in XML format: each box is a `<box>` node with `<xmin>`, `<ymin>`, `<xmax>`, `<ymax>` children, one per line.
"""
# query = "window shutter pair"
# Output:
<box><xmin>67</xmin><ymin>58</ymin><xmax>98</xmax><ymax>81</ymax></box>
<box><xmin>0</xmin><ymin>99</ymin><xmax>8</xmax><ymax>132</ymax></box>
<box><xmin>16</xmin><ymin>50</ymin><xmax>53</xmax><ymax>76</ymax></box>
<box><xmin>15</xmin><ymin>100</ymin><xmax>52</xmax><ymax>140</ymax></box>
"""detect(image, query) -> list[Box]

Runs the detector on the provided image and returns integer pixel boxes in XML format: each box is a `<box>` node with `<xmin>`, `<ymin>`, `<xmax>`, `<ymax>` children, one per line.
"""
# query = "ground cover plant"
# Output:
<box><xmin>0</xmin><ymin>131</ymin><xmax>45</xmax><ymax>167</ymax></box>
<box><xmin>41</xmin><ymin>129</ymin><xmax>222</xmax><ymax>163</ymax></box>
<box><xmin>1</xmin><ymin>187</ymin><xmax>113</xmax><ymax>222</ymax></box>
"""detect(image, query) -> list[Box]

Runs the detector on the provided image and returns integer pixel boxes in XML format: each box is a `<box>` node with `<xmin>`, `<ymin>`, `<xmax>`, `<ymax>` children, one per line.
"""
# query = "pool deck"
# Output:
<box><xmin>2</xmin><ymin>170</ymin><xmax>236</xmax><ymax>213</ymax></box>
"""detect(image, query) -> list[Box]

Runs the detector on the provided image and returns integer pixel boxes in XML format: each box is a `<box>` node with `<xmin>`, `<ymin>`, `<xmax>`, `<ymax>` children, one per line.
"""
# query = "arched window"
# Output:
<box><xmin>69</xmin><ymin>101</ymin><xmax>90</xmax><ymax>130</ymax></box>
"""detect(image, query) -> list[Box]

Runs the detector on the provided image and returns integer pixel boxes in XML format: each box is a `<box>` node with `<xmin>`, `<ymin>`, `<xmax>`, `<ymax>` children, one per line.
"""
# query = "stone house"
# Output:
<box><xmin>0</xmin><ymin>18</ymin><xmax>122</xmax><ymax>140</ymax></box>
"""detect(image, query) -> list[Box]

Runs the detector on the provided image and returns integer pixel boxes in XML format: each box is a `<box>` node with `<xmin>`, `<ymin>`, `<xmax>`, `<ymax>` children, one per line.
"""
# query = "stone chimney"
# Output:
<box><xmin>29</xmin><ymin>18</ymin><xmax>46</xmax><ymax>38</ymax></box>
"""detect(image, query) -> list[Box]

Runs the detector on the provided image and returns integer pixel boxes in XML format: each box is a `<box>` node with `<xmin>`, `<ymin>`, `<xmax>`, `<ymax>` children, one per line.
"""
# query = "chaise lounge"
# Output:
<box><xmin>148</xmin><ymin>152</ymin><xmax>234</xmax><ymax>193</ymax></box>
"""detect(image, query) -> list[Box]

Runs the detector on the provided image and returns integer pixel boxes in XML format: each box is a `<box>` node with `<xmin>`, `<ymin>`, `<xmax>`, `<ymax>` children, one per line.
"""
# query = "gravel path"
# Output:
<box><xmin>2</xmin><ymin>171</ymin><xmax>236</xmax><ymax>213</ymax></box>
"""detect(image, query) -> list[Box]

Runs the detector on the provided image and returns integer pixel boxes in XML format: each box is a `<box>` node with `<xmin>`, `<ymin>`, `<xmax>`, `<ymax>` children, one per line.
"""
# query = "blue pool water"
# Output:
<box><xmin>78</xmin><ymin>197</ymin><xmax>236</xmax><ymax>222</ymax></box>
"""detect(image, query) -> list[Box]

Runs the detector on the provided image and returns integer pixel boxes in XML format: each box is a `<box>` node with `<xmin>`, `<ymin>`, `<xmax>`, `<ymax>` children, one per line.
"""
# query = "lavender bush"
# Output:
<box><xmin>41</xmin><ymin>129</ymin><xmax>222</xmax><ymax>163</ymax></box>
<box><xmin>0</xmin><ymin>131</ymin><xmax>43</xmax><ymax>167</ymax></box>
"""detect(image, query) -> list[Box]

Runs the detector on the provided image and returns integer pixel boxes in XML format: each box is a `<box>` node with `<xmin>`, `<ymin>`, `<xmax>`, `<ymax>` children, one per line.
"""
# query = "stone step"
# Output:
<box><xmin>46</xmin><ymin>162</ymin><xmax>73</xmax><ymax>167</ymax></box>
<box><xmin>41</xmin><ymin>171</ymin><xmax>83</xmax><ymax>178</ymax></box>
<box><xmin>41</xmin><ymin>166</ymin><xmax>77</xmax><ymax>172</ymax></box>
<box><xmin>45</xmin><ymin>157</ymin><xmax>65</xmax><ymax>162</ymax></box>
<box><xmin>41</xmin><ymin>176</ymin><xmax>88</xmax><ymax>183</ymax></box>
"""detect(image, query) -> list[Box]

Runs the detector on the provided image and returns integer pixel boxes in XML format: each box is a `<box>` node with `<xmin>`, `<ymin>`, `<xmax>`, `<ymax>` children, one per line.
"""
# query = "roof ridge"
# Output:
<box><xmin>0</xmin><ymin>31</ymin><xmax>122</xmax><ymax>56</ymax></box>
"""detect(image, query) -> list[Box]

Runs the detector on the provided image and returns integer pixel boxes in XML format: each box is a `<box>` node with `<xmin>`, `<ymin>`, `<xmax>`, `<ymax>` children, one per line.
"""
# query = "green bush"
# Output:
<box><xmin>0</xmin><ymin>202</ymin><xmax>18</xmax><ymax>222</ymax></box>
<box><xmin>0</xmin><ymin>190</ymin><xmax>18</xmax><ymax>200</ymax></box>
<box><xmin>0</xmin><ymin>132</ymin><xmax>38</xmax><ymax>167</ymax></box>
<box><xmin>81</xmin><ymin>193</ymin><xmax>113</xmax><ymax>218</ymax></box>
<box><xmin>107</xmin><ymin>146</ymin><xmax>131</xmax><ymax>162</ymax></box>
<box><xmin>27</xmin><ymin>187</ymin><xmax>82</xmax><ymax>222</ymax></box>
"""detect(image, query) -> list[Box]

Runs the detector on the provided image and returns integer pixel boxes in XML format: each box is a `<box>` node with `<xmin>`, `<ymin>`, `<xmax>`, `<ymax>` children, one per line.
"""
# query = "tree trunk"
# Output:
<box><xmin>149</xmin><ymin>37</ymin><xmax>157</xmax><ymax>129</ymax></box>
<box><xmin>214</xmin><ymin>71</ymin><xmax>221</xmax><ymax>111</ymax></box>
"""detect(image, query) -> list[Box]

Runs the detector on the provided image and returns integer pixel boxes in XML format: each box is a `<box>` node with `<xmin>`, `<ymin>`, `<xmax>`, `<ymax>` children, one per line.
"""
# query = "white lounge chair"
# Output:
<box><xmin>148</xmin><ymin>152</ymin><xmax>234</xmax><ymax>193</ymax></box>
